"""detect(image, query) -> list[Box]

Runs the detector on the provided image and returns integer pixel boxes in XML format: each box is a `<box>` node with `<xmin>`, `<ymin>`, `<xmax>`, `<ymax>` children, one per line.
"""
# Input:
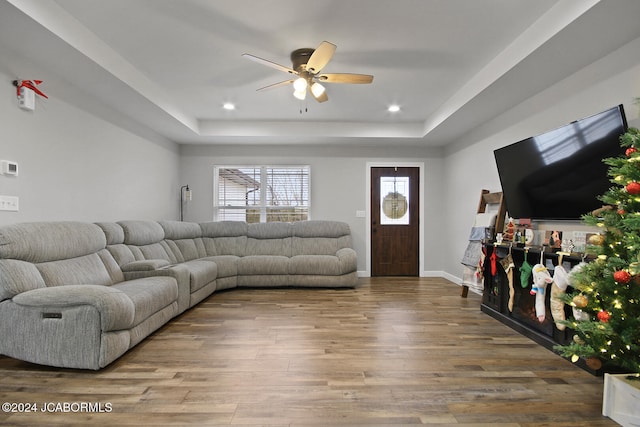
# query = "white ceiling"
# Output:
<box><xmin>1</xmin><ymin>0</ymin><xmax>640</xmax><ymax>146</ymax></box>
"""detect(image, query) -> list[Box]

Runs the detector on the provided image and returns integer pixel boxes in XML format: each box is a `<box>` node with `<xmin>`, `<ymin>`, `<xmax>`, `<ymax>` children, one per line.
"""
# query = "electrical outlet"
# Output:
<box><xmin>0</xmin><ymin>195</ymin><xmax>19</xmax><ymax>211</ymax></box>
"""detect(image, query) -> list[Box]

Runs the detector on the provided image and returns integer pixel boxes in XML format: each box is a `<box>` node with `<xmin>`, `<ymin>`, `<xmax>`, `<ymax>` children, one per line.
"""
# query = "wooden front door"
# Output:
<box><xmin>371</xmin><ymin>167</ymin><xmax>420</xmax><ymax>276</ymax></box>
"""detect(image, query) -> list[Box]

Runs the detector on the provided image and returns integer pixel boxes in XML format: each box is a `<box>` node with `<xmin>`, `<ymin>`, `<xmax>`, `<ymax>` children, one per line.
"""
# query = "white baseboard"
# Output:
<box><xmin>359</xmin><ymin>270</ymin><xmax>483</xmax><ymax>295</ymax></box>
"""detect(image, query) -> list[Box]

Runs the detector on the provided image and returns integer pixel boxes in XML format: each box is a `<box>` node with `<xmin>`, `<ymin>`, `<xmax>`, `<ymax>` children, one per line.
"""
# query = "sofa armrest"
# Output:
<box><xmin>11</xmin><ymin>285</ymin><xmax>135</xmax><ymax>331</ymax></box>
<box><xmin>121</xmin><ymin>259</ymin><xmax>170</xmax><ymax>272</ymax></box>
<box><xmin>336</xmin><ymin>247</ymin><xmax>358</xmax><ymax>273</ymax></box>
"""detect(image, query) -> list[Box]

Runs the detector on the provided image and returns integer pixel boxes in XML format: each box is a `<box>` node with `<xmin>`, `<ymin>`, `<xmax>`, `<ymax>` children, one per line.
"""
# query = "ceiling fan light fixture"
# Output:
<box><xmin>293</xmin><ymin>77</ymin><xmax>308</xmax><ymax>92</ymax></box>
<box><xmin>293</xmin><ymin>89</ymin><xmax>306</xmax><ymax>100</ymax></box>
<box><xmin>310</xmin><ymin>82</ymin><xmax>325</xmax><ymax>98</ymax></box>
<box><xmin>243</xmin><ymin>41</ymin><xmax>373</xmax><ymax>105</ymax></box>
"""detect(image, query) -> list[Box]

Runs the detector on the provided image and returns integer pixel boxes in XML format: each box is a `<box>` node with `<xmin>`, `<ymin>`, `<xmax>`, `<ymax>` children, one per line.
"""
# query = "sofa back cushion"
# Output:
<box><xmin>36</xmin><ymin>251</ymin><xmax>118</xmax><ymax>287</ymax></box>
<box><xmin>0</xmin><ymin>221</ymin><xmax>107</xmax><ymax>263</ymax></box>
<box><xmin>118</xmin><ymin>220</ymin><xmax>164</xmax><ymax>246</ymax></box>
<box><xmin>159</xmin><ymin>221</ymin><xmax>201</xmax><ymax>240</ymax></box>
<box><xmin>158</xmin><ymin>221</ymin><xmax>206</xmax><ymax>262</ymax></box>
<box><xmin>0</xmin><ymin>222</ymin><xmax>123</xmax><ymax>290</ymax></box>
<box><xmin>129</xmin><ymin>242</ymin><xmax>177</xmax><ymax>263</ymax></box>
<box><xmin>292</xmin><ymin>220</ymin><xmax>353</xmax><ymax>255</ymax></box>
<box><xmin>95</xmin><ymin>222</ymin><xmax>125</xmax><ymax>245</ymax></box>
<box><xmin>245</xmin><ymin>222</ymin><xmax>292</xmax><ymax>257</ymax></box>
<box><xmin>118</xmin><ymin>220</ymin><xmax>177</xmax><ymax>263</ymax></box>
<box><xmin>0</xmin><ymin>259</ymin><xmax>46</xmax><ymax>301</ymax></box>
<box><xmin>200</xmin><ymin>221</ymin><xmax>248</xmax><ymax>256</ymax></box>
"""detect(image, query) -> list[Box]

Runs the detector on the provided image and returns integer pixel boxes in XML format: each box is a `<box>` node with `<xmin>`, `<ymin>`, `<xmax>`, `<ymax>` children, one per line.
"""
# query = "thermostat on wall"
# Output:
<box><xmin>1</xmin><ymin>160</ymin><xmax>18</xmax><ymax>176</ymax></box>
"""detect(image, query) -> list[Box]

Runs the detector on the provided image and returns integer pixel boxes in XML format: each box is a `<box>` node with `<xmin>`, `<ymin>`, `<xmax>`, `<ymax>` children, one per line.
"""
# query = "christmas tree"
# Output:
<box><xmin>555</xmin><ymin>123</ymin><xmax>640</xmax><ymax>373</ymax></box>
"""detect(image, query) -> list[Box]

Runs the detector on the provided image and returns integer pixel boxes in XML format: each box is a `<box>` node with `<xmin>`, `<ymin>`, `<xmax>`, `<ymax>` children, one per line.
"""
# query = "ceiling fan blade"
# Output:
<box><xmin>312</xmin><ymin>90</ymin><xmax>328</xmax><ymax>103</ymax></box>
<box><xmin>318</xmin><ymin>73</ymin><xmax>374</xmax><ymax>84</ymax></box>
<box><xmin>256</xmin><ymin>79</ymin><xmax>294</xmax><ymax>91</ymax></box>
<box><xmin>306</xmin><ymin>41</ymin><xmax>336</xmax><ymax>74</ymax></box>
<box><xmin>242</xmin><ymin>53</ymin><xmax>297</xmax><ymax>75</ymax></box>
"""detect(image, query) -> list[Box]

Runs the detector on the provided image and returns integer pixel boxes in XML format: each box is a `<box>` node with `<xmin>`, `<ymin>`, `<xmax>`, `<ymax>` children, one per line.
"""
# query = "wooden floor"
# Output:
<box><xmin>0</xmin><ymin>277</ymin><xmax>617</xmax><ymax>426</ymax></box>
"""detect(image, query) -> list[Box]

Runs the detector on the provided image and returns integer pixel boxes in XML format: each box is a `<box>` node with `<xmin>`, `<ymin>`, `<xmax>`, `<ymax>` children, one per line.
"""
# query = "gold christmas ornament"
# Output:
<box><xmin>572</xmin><ymin>294</ymin><xmax>588</xmax><ymax>308</ymax></box>
<box><xmin>589</xmin><ymin>234</ymin><xmax>605</xmax><ymax>246</ymax></box>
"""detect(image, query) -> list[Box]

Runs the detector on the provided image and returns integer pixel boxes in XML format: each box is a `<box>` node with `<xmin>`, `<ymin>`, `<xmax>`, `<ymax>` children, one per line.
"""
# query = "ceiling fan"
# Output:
<box><xmin>242</xmin><ymin>41</ymin><xmax>373</xmax><ymax>103</ymax></box>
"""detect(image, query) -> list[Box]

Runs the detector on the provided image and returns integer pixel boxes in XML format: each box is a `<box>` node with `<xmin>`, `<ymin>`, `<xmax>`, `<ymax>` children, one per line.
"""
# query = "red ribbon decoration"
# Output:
<box><xmin>16</xmin><ymin>80</ymin><xmax>48</xmax><ymax>99</ymax></box>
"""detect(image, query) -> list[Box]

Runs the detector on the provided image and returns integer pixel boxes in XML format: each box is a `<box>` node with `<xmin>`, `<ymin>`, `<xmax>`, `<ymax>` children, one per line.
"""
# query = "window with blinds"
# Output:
<box><xmin>214</xmin><ymin>166</ymin><xmax>310</xmax><ymax>223</ymax></box>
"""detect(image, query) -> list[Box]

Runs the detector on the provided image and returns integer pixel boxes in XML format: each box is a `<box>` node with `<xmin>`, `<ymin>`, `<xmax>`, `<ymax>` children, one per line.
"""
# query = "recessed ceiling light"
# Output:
<box><xmin>388</xmin><ymin>105</ymin><xmax>400</xmax><ymax>112</ymax></box>
<box><xmin>223</xmin><ymin>102</ymin><xmax>235</xmax><ymax>110</ymax></box>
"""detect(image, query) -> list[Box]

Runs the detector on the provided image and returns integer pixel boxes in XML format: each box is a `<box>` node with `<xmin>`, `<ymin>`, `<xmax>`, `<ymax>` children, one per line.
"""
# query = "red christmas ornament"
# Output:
<box><xmin>626</xmin><ymin>147</ymin><xmax>637</xmax><ymax>157</ymax></box>
<box><xmin>614</xmin><ymin>270</ymin><xmax>631</xmax><ymax>284</ymax></box>
<box><xmin>597</xmin><ymin>310</ymin><xmax>611</xmax><ymax>323</ymax></box>
<box><xmin>618</xmin><ymin>209</ymin><xmax>626</xmax><ymax>215</ymax></box>
<box><xmin>626</xmin><ymin>182</ymin><xmax>640</xmax><ymax>195</ymax></box>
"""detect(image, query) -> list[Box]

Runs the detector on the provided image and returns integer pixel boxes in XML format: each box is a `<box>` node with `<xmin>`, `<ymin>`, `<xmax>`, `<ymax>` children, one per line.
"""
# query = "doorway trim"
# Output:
<box><xmin>365</xmin><ymin>161</ymin><xmax>425</xmax><ymax>277</ymax></box>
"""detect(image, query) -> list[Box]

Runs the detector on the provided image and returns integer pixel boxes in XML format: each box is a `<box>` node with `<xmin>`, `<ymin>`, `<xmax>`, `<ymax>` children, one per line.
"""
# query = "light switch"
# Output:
<box><xmin>0</xmin><ymin>195</ymin><xmax>19</xmax><ymax>211</ymax></box>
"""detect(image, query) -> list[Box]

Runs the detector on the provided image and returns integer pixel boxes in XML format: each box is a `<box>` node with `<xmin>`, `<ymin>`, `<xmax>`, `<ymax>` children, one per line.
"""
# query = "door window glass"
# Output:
<box><xmin>380</xmin><ymin>176</ymin><xmax>409</xmax><ymax>225</ymax></box>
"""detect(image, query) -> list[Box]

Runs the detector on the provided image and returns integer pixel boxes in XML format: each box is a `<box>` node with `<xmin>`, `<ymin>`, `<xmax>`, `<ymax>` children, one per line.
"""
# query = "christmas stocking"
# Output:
<box><xmin>519</xmin><ymin>252</ymin><xmax>533</xmax><ymax>288</ymax></box>
<box><xmin>550</xmin><ymin>263</ymin><xmax>570</xmax><ymax>330</ymax></box>
<box><xmin>500</xmin><ymin>253</ymin><xmax>515</xmax><ymax>312</ymax></box>
<box><xmin>531</xmin><ymin>264</ymin><xmax>553</xmax><ymax>322</ymax></box>
<box><xmin>490</xmin><ymin>250</ymin><xmax>498</xmax><ymax>276</ymax></box>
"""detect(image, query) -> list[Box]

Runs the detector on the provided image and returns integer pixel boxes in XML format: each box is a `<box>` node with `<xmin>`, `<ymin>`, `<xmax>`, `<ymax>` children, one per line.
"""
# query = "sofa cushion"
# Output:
<box><xmin>200</xmin><ymin>221</ymin><xmax>248</xmax><ymax>238</ymax></box>
<box><xmin>290</xmin><ymin>255</ymin><xmax>347</xmax><ymax>276</ymax></box>
<box><xmin>111</xmin><ymin>277</ymin><xmax>178</xmax><ymax>327</ymax></box>
<box><xmin>292</xmin><ymin>237</ymin><xmax>343</xmax><ymax>256</ymax></box>
<box><xmin>180</xmin><ymin>260</ymin><xmax>218</xmax><ymax>292</ymax></box>
<box><xmin>238</xmin><ymin>255</ymin><xmax>290</xmax><ymax>275</ymax></box>
<box><xmin>200</xmin><ymin>221</ymin><xmax>248</xmax><ymax>256</ymax></box>
<box><xmin>0</xmin><ymin>222</ymin><xmax>106</xmax><ymax>263</ymax></box>
<box><xmin>95</xmin><ymin>222</ymin><xmax>125</xmax><ymax>245</ymax></box>
<box><xmin>245</xmin><ymin>237</ymin><xmax>292</xmax><ymax>257</ymax></box>
<box><xmin>204</xmin><ymin>236</ymin><xmax>247</xmax><ymax>256</ymax></box>
<box><xmin>133</xmin><ymin>241</ymin><xmax>177</xmax><ymax>263</ymax></box>
<box><xmin>202</xmin><ymin>255</ymin><xmax>238</xmax><ymax>278</ymax></box>
<box><xmin>291</xmin><ymin>220</ymin><xmax>353</xmax><ymax>255</ymax></box>
<box><xmin>247</xmin><ymin>222</ymin><xmax>292</xmax><ymax>239</ymax></box>
<box><xmin>105</xmin><ymin>244</ymin><xmax>136</xmax><ymax>267</ymax></box>
<box><xmin>245</xmin><ymin>223</ymin><xmax>292</xmax><ymax>257</ymax></box>
<box><xmin>165</xmin><ymin>238</ymin><xmax>207</xmax><ymax>262</ymax></box>
<box><xmin>36</xmin><ymin>253</ymin><xmax>116</xmax><ymax>287</ymax></box>
<box><xmin>0</xmin><ymin>259</ymin><xmax>46</xmax><ymax>301</ymax></box>
<box><xmin>118</xmin><ymin>220</ymin><xmax>165</xmax><ymax>246</ymax></box>
<box><xmin>292</xmin><ymin>220</ymin><xmax>351</xmax><ymax>238</ymax></box>
<box><xmin>159</xmin><ymin>220</ymin><xmax>202</xmax><ymax>240</ymax></box>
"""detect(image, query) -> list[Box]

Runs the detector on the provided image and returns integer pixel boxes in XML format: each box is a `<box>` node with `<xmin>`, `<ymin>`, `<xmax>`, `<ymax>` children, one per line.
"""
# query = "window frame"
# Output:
<box><xmin>213</xmin><ymin>165</ymin><xmax>311</xmax><ymax>223</ymax></box>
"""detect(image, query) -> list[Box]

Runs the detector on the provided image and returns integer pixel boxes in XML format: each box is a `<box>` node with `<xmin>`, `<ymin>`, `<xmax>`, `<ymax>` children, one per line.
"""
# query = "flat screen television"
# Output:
<box><xmin>494</xmin><ymin>104</ymin><xmax>628</xmax><ymax>220</ymax></box>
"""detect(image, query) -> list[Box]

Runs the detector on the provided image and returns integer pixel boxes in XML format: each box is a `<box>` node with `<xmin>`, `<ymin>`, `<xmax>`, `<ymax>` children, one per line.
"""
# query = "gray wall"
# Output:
<box><xmin>0</xmin><ymin>68</ymin><xmax>181</xmax><ymax>226</ymax></box>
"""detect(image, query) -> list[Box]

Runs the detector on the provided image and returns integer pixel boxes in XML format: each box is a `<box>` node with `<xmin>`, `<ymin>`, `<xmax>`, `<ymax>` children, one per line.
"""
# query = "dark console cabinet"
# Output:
<box><xmin>480</xmin><ymin>244</ymin><xmax>588</xmax><ymax>364</ymax></box>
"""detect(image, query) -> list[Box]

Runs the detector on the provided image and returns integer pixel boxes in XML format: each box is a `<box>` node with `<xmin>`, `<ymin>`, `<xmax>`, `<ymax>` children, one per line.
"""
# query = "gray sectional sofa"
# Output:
<box><xmin>0</xmin><ymin>220</ymin><xmax>358</xmax><ymax>370</ymax></box>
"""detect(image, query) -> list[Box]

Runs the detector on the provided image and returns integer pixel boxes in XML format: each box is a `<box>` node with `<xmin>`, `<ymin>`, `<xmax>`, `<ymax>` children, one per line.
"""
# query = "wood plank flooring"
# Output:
<box><xmin>0</xmin><ymin>277</ymin><xmax>618</xmax><ymax>426</ymax></box>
